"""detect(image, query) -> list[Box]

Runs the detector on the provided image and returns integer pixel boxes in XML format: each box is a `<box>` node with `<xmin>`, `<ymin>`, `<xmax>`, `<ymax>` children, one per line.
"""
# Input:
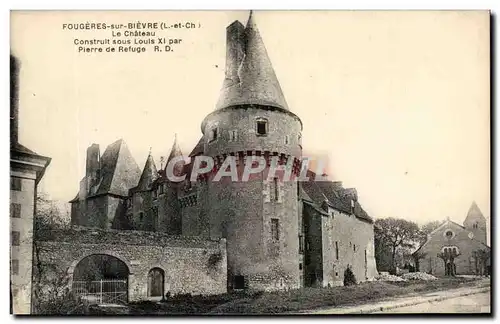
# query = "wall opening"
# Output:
<box><xmin>148</xmin><ymin>268</ymin><xmax>165</xmax><ymax>298</ymax></box>
<box><xmin>233</xmin><ymin>275</ymin><xmax>245</xmax><ymax>290</ymax></box>
<box><xmin>72</xmin><ymin>254</ymin><xmax>129</xmax><ymax>305</ymax></box>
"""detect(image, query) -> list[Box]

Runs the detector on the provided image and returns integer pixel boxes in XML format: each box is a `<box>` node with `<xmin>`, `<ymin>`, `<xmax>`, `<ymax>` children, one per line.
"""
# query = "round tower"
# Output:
<box><xmin>200</xmin><ymin>12</ymin><xmax>303</xmax><ymax>291</ymax></box>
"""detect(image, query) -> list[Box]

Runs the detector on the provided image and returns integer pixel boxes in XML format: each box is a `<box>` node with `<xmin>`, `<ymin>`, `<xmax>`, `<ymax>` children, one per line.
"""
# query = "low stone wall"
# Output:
<box><xmin>33</xmin><ymin>227</ymin><xmax>227</xmax><ymax>306</ymax></box>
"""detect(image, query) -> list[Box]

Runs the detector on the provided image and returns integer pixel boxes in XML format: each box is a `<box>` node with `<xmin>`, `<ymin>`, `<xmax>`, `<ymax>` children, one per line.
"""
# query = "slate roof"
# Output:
<box><xmin>299</xmin><ymin>170</ymin><xmax>373</xmax><ymax>223</ymax></box>
<box><xmin>94</xmin><ymin>139</ymin><xmax>141</xmax><ymax>196</ymax></box>
<box><xmin>215</xmin><ymin>11</ymin><xmax>289</xmax><ymax>111</ymax></box>
<box><xmin>135</xmin><ymin>153</ymin><xmax>158</xmax><ymax>191</ymax></box>
<box><xmin>70</xmin><ymin>139</ymin><xmax>141</xmax><ymax>202</ymax></box>
<box><xmin>189</xmin><ymin>137</ymin><xmax>205</xmax><ymax>157</ymax></box>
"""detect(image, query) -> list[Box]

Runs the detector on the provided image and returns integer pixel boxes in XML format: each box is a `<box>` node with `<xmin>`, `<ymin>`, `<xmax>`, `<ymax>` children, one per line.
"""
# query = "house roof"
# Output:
<box><xmin>299</xmin><ymin>171</ymin><xmax>373</xmax><ymax>223</ymax></box>
<box><xmin>215</xmin><ymin>11</ymin><xmax>289</xmax><ymax>111</ymax></box>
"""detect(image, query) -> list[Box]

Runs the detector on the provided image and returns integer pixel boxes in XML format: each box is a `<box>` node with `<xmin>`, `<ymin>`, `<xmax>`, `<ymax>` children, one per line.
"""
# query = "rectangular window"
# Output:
<box><xmin>335</xmin><ymin>241</ymin><xmax>339</xmax><ymax>260</ymax></box>
<box><xmin>299</xmin><ymin>235</ymin><xmax>304</xmax><ymax>253</ymax></box>
<box><xmin>271</xmin><ymin>218</ymin><xmax>279</xmax><ymax>241</ymax></box>
<box><xmin>256</xmin><ymin>119</ymin><xmax>268</xmax><ymax>136</ymax></box>
<box><xmin>234</xmin><ymin>275</ymin><xmax>245</xmax><ymax>290</ymax></box>
<box><xmin>299</xmin><ymin>263</ymin><xmax>303</xmax><ymax>270</ymax></box>
<box><xmin>11</xmin><ymin>231</ymin><xmax>20</xmax><ymax>246</ymax></box>
<box><xmin>11</xmin><ymin>259</ymin><xmax>19</xmax><ymax>275</ymax></box>
<box><xmin>10</xmin><ymin>203</ymin><xmax>21</xmax><ymax>218</ymax></box>
<box><xmin>285</xmin><ymin>135</ymin><xmax>289</xmax><ymax>145</ymax></box>
<box><xmin>10</xmin><ymin>177</ymin><xmax>22</xmax><ymax>191</ymax></box>
<box><xmin>229</xmin><ymin>130</ymin><xmax>238</xmax><ymax>142</ymax></box>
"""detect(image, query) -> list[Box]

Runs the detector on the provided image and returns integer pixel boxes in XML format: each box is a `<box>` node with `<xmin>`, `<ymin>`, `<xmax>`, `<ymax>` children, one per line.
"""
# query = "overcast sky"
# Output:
<box><xmin>11</xmin><ymin>11</ymin><xmax>490</xmax><ymax>227</ymax></box>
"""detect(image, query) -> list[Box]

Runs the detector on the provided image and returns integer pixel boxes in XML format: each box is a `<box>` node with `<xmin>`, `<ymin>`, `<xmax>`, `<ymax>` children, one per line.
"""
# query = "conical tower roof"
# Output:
<box><xmin>215</xmin><ymin>11</ymin><xmax>289</xmax><ymax>111</ymax></box>
<box><xmin>166</xmin><ymin>134</ymin><xmax>183</xmax><ymax>164</ymax></box>
<box><xmin>136</xmin><ymin>150</ymin><xmax>158</xmax><ymax>190</ymax></box>
<box><xmin>165</xmin><ymin>134</ymin><xmax>185</xmax><ymax>182</ymax></box>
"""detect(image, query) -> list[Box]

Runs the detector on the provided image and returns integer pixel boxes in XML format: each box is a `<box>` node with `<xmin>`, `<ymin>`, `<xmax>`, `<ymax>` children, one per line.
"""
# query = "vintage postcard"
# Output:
<box><xmin>9</xmin><ymin>10</ymin><xmax>490</xmax><ymax>315</ymax></box>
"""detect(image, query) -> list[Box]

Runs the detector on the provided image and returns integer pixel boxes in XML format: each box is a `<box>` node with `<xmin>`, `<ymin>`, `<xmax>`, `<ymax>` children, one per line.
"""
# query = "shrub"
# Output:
<box><xmin>343</xmin><ymin>267</ymin><xmax>357</xmax><ymax>286</ymax></box>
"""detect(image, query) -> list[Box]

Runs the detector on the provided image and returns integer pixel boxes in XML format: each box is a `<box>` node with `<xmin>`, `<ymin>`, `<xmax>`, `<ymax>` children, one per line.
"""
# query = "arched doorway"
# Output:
<box><xmin>147</xmin><ymin>268</ymin><xmax>165</xmax><ymax>298</ymax></box>
<box><xmin>72</xmin><ymin>254</ymin><xmax>129</xmax><ymax>305</ymax></box>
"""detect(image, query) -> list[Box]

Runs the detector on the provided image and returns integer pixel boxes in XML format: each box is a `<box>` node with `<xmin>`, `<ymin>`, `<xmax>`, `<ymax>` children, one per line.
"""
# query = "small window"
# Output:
<box><xmin>10</xmin><ymin>177</ymin><xmax>22</xmax><ymax>191</ymax></box>
<box><xmin>11</xmin><ymin>231</ymin><xmax>20</xmax><ymax>246</ymax></box>
<box><xmin>11</xmin><ymin>259</ymin><xmax>19</xmax><ymax>275</ymax></box>
<box><xmin>299</xmin><ymin>235</ymin><xmax>304</xmax><ymax>253</ymax></box>
<box><xmin>159</xmin><ymin>185</ymin><xmax>164</xmax><ymax>194</ymax></box>
<box><xmin>139</xmin><ymin>212</ymin><xmax>144</xmax><ymax>222</ymax></box>
<box><xmin>335</xmin><ymin>241</ymin><xmax>339</xmax><ymax>260</ymax></box>
<box><xmin>453</xmin><ymin>247</ymin><xmax>457</xmax><ymax>254</ymax></box>
<box><xmin>234</xmin><ymin>275</ymin><xmax>245</xmax><ymax>289</ymax></box>
<box><xmin>299</xmin><ymin>263</ymin><xmax>303</xmax><ymax>270</ymax></box>
<box><xmin>229</xmin><ymin>130</ymin><xmax>238</xmax><ymax>142</ymax></box>
<box><xmin>353</xmin><ymin>244</ymin><xmax>356</xmax><ymax>252</ymax></box>
<box><xmin>256</xmin><ymin>118</ymin><xmax>268</xmax><ymax>136</ymax></box>
<box><xmin>445</xmin><ymin>230</ymin><xmax>453</xmax><ymax>238</ymax></box>
<box><xmin>271</xmin><ymin>218</ymin><xmax>279</xmax><ymax>241</ymax></box>
<box><xmin>209</xmin><ymin>128</ymin><xmax>218</xmax><ymax>142</ymax></box>
<box><xmin>285</xmin><ymin>135</ymin><xmax>290</xmax><ymax>145</ymax></box>
<box><xmin>10</xmin><ymin>203</ymin><xmax>21</xmax><ymax>218</ymax></box>
<box><xmin>273</xmin><ymin>177</ymin><xmax>279</xmax><ymax>201</ymax></box>
<box><xmin>153</xmin><ymin>189</ymin><xmax>158</xmax><ymax>198</ymax></box>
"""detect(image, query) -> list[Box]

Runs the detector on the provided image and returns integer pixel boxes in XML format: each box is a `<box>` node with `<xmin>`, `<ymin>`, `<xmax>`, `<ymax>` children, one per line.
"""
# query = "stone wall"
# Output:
<box><xmin>302</xmin><ymin>203</ymin><xmax>378</xmax><ymax>287</ymax></box>
<box><xmin>322</xmin><ymin>206</ymin><xmax>378</xmax><ymax>286</ymax></box>
<box><xmin>33</xmin><ymin>227</ymin><xmax>227</xmax><ymax>306</ymax></box>
<box><xmin>10</xmin><ymin>170</ymin><xmax>37</xmax><ymax>314</ymax></box>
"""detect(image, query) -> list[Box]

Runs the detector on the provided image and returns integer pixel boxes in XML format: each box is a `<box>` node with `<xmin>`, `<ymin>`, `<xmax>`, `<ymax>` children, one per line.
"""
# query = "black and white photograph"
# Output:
<box><xmin>9</xmin><ymin>9</ymin><xmax>491</xmax><ymax>315</ymax></box>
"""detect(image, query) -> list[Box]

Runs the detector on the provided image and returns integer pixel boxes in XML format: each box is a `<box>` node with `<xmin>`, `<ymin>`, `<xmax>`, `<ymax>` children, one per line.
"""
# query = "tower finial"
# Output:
<box><xmin>149</xmin><ymin>146</ymin><xmax>152</xmax><ymax>155</ymax></box>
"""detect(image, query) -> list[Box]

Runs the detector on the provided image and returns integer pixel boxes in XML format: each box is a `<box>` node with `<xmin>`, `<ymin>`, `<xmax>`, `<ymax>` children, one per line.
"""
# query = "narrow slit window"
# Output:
<box><xmin>271</xmin><ymin>218</ymin><xmax>279</xmax><ymax>241</ymax></box>
<box><xmin>273</xmin><ymin>177</ymin><xmax>279</xmax><ymax>201</ymax></box>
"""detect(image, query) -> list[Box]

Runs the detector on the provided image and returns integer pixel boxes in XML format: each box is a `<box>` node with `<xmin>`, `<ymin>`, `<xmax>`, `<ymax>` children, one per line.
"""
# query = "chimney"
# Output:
<box><xmin>86</xmin><ymin>144</ymin><xmax>100</xmax><ymax>193</ymax></box>
<box><xmin>10</xmin><ymin>55</ymin><xmax>20</xmax><ymax>145</ymax></box>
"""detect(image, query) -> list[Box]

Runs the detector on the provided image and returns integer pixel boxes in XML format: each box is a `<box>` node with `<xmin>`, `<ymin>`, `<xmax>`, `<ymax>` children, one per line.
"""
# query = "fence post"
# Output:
<box><xmin>100</xmin><ymin>279</ymin><xmax>103</xmax><ymax>304</ymax></box>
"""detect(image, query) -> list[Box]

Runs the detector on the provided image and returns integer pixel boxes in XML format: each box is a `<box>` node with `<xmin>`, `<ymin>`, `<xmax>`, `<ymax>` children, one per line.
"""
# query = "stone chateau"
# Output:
<box><xmin>33</xmin><ymin>12</ymin><xmax>378</xmax><ymax>307</ymax></box>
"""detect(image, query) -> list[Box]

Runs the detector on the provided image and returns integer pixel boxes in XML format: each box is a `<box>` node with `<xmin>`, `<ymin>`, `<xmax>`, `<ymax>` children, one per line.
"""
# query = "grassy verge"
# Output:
<box><xmin>121</xmin><ymin>276</ymin><xmax>485</xmax><ymax>315</ymax></box>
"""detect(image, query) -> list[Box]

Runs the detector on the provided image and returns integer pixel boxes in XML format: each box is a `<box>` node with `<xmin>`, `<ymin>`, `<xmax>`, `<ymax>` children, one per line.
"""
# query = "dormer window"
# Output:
<box><xmin>209</xmin><ymin>127</ymin><xmax>218</xmax><ymax>143</ymax></box>
<box><xmin>256</xmin><ymin>118</ymin><xmax>268</xmax><ymax>136</ymax></box>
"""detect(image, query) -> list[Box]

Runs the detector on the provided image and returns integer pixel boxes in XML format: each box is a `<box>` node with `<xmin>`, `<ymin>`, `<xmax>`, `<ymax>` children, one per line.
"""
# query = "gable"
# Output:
<box><xmin>416</xmin><ymin>220</ymin><xmax>490</xmax><ymax>256</ymax></box>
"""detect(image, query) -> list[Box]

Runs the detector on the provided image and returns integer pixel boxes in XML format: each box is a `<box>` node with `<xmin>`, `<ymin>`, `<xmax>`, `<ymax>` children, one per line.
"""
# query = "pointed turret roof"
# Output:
<box><xmin>94</xmin><ymin>139</ymin><xmax>141</xmax><ymax>197</ymax></box>
<box><xmin>166</xmin><ymin>134</ymin><xmax>183</xmax><ymax>164</ymax></box>
<box><xmin>464</xmin><ymin>201</ymin><xmax>486</xmax><ymax>223</ymax></box>
<box><xmin>165</xmin><ymin>134</ymin><xmax>186</xmax><ymax>182</ymax></box>
<box><xmin>136</xmin><ymin>151</ymin><xmax>158</xmax><ymax>191</ymax></box>
<box><xmin>215</xmin><ymin>11</ymin><xmax>289</xmax><ymax>111</ymax></box>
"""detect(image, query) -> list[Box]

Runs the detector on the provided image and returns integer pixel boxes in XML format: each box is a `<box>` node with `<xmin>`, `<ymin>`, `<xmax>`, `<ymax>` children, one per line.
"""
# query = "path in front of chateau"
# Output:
<box><xmin>297</xmin><ymin>278</ymin><xmax>490</xmax><ymax>315</ymax></box>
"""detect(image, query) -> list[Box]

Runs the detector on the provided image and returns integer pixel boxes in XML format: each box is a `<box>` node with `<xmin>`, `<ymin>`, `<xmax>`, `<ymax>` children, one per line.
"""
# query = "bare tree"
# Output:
<box><xmin>374</xmin><ymin>218</ymin><xmax>420</xmax><ymax>273</ymax></box>
<box><xmin>472</xmin><ymin>249</ymin><xmax>490</xmax><ymax>276</ymax></box>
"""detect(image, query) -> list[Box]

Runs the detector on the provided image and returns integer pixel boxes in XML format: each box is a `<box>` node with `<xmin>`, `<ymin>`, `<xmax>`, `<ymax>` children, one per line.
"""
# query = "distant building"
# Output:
<box><xmin>10</xmin><ymin>54</ymin><xmax>51</xmax><ymax>314</ymax></box>
<box><xmin>414</xmin><ymin>202</ymin><xmax>490</xmax><ymax>276</ymax></box>
<box><xmin>68</xmin><ymin>12</ymin><xmax>378</xmax><ymax>293</ymax></box>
